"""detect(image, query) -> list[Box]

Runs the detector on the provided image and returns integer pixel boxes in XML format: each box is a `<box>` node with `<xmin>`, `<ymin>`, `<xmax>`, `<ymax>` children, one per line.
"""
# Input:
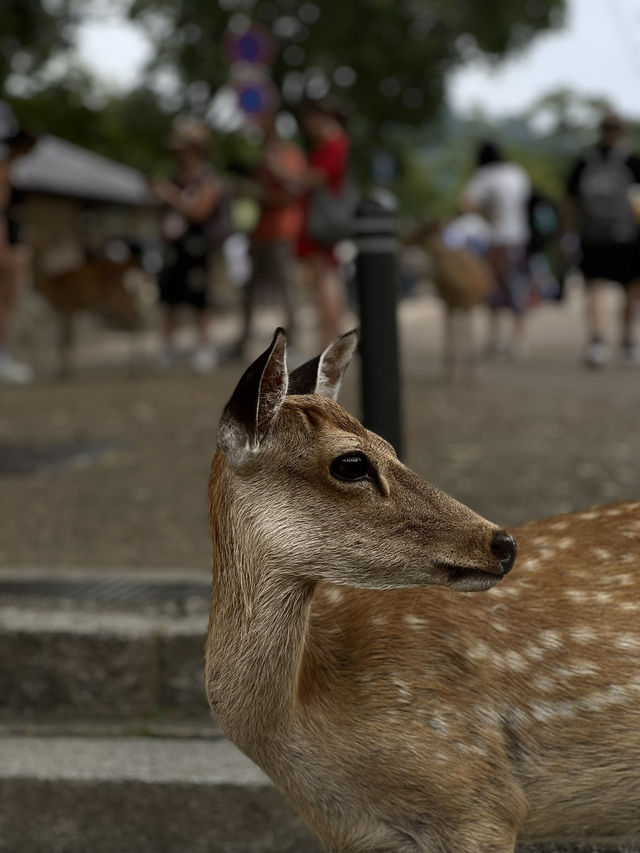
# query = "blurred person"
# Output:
<box><xmin>285</xmin><ymin>97</ymin><xmax>351</xmax><ymax>349</ymax></box>
<box><xmin>461</xmin><ymin>140</ymin><xmax>535</xmax><ymax>359</ymax></box>
<box><xmin>0</xmin><ymin>128</ymin><xmax>36</xmax><ymax>384</ymax></box>
<box><xmin>152</xmin><ymin>118</ymin><xmax>227</xmax><ymax>373</ymax></box>
<box><xmin>564</xmin><ymin>111</ymin><xmax>640</xmax><ymax>367</ymax></box>
<box><xmin>233</xmin><ymin>110</ymin><xmax>306</xmax><ymax>358</ymax></box>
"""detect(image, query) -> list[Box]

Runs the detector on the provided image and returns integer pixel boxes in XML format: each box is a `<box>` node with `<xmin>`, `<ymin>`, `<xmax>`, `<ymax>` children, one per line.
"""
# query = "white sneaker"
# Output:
<box><xmin>191</xmin><ymin>345</ymin><xmax>218</xmax><ymax>374</ymax></box>
<box><xmin>585</xmin><ymin>339</ymin><xmax>608</xmax><ymax>368</ymax></box>
<box><xmin>0</xmin><ymin>353</ymin><xmax>33</xmax><ymax>384</ymax></box>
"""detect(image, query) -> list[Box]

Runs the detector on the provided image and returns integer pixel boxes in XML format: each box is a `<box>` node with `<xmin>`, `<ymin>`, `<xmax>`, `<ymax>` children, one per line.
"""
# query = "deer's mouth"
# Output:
<box><xmin>436</xmin><ymin>562</ymin><xmax>504</xmax><ymax>592</ymax></box>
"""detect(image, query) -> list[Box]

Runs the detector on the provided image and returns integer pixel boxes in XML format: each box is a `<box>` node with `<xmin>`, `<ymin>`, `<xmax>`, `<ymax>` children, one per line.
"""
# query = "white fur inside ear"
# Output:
<box><xmin>316</xmin><ymin>331</ymin><xmax>358</xmax><ymax>400</ymax></box>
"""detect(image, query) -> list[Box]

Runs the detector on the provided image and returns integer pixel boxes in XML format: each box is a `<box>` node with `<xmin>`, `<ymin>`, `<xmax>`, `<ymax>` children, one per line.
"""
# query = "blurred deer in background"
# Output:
<box><xmin>34</xmin><ymin>249</ymin><xmax>146</xmax><ymax>376</ymax></box>
<box><xmin>407</xmin><ymin>221</ymin><xmax>495</xmax><ymax>381</ymax></box>
<box><xmin>206</xmin><ymin>329</ymin><xmax>640</xmax><ymax>853</ymax></box>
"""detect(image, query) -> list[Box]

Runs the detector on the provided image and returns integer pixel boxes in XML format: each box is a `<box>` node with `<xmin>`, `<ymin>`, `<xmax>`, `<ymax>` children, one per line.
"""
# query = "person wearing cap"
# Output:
<box><xmin>152</xmin><ymin>118</ymin><xmax>225</xmax><ymax>373</ymax></box>
<box><xmin>565</xmin><ymin>111</ymin><xmax>640</xmax><ymax>367</ymax></box>
<box><xmin>0</xmin><ymin>128</ymin><xmax>36</xmax><ymax>384</ymax></box>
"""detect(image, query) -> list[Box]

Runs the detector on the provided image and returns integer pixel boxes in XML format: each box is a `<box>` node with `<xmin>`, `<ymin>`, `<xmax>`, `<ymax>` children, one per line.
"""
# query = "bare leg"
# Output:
<box><xmin>584</xmin><ymin>278</ymin><xmax>608</xmax><ymax>367</ymax></box>
<box><xmin>443</xmin><ymin>304</ymin><xmax>455</xmax><ymax>381</ymax></box>
<box><xmin>510</xmin><ymin>312</ymin><xmax>527</xmax><ymax>360</ymax></box>
<box><xmin>622</xmin><ymin>277</ymin><xmax>640</xmax><ymax>349</ymax></box>
<box><xmin>195</xmin><ymin>308</ymin><xmax>210</xmax><ymax>347</ymax></box>
<box><xmin>585</xmin><ymin>278</ymin><xmax>606</xmax><ymax>341</ymax></box>
<box><xmin>0</xmin><ymin>252</ymin><xmax>18</xmax><ymax>349</ymax></box>
<box><xmin>308</xmin><ymin>253</ymin><xmax>346</xmax><ymax>349</ymax></box>
<box><xmin>58</xmin><ymin>313</ymin><xmax>74</xmax><ymax>379</ymax></box>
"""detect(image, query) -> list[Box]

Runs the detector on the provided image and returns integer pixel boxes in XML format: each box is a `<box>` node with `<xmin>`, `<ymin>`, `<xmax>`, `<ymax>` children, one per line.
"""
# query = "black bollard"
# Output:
<box><xmin>354</xmin><ymin>191</ymin><xmax>403</xmax><ymax>458</ymax></box>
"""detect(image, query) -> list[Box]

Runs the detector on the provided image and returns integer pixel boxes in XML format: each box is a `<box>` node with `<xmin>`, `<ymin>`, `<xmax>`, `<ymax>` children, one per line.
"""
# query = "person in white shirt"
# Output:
<box><xmin>462</xmin><ymin>140</ymin><xmax>536</xmax><ymax>358</ymax></box>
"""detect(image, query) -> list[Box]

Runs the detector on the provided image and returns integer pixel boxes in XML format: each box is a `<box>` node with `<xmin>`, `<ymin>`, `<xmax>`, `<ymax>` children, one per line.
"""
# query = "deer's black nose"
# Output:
<box><xmin>491</xmin><ymin>532</ymin><xmax>517</xmax><ymax>575</ymax></box>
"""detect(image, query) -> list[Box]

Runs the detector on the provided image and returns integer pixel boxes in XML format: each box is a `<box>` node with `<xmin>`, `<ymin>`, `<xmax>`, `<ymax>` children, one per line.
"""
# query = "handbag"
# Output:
<box><xmin>307</xmin><ymin>174</ymin><xmax>359</xmax><ymax>247</ymax></box>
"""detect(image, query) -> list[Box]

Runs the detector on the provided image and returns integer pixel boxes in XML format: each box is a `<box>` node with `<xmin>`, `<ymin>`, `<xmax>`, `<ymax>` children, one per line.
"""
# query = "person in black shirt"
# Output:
<box><xmin>565</xmin><ymin>112</ymin><xmax>640</xmax><ymax>367</ymax></box>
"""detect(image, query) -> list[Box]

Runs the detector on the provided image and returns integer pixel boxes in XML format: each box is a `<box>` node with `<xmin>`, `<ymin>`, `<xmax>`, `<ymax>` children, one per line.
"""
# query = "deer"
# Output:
<box><xmin>34</xmin><ymin>252</ymin><xmax>145</xmax><ymax>377</ymax></box>
<box><xmin>406</xmin><ymin>222</ymin><xmax>495</xmax><ymax>381</ymax></box>
<box><xmin>205</xmin><ymin>328</ymin><xmax>640</xmax><ymax>853</ymax></box>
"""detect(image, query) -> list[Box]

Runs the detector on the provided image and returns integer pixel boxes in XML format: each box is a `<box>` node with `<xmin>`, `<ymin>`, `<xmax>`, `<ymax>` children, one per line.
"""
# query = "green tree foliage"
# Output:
<box><xmin>129</xmin><ymin>0</ymin><xmax>566</xmax><ymax>138</ymax></box>
<box><xmin>0</xmin><ymin>0</ymin><xmax>78</xmax><ymax>96</ymax></box>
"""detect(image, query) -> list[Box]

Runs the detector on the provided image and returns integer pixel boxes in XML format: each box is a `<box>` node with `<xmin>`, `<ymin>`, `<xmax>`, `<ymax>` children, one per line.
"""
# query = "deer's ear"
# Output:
<box><xmin>288</xmin><ymin>330</ymin><xmax>358</xmax><ymax>401</ymax></box>
<box><xmin>218</xmin><ymin>329</ymin><xmax>288</xmax><ymax>465</ymax></box>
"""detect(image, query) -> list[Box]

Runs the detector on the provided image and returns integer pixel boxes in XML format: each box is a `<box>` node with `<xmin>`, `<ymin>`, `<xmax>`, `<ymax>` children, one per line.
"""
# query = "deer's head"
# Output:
<box><xmin>213</xmin><ymin>329</ymin><xmax>516</xmax><ymax>593</ymax></box>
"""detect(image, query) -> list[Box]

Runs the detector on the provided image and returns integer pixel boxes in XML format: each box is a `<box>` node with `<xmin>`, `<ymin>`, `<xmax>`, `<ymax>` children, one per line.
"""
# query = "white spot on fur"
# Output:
<box><xmin>391</xmin><ymin>676</ymin><xmax>413</xmax><ymax>703</ymax></box>
<box><xmin>565</xmin><ymin>589</ymin><xmax>588</xmax><ymax>603</ymax></box>
<box><xmin>539</xmin><ymin>629</ymin><xmax>563</xmax><ymax>650</ymax></box>
<box><xmin>595</xmin><ymin>591</ymin><xmax>613</xmax><ymax>604</ymax></box>
<box><xmin>533</xmin><ymin>675</ymin><xmax>555</xmax><ymax>692</ymax></box>
<box><xmin>550</xmin><ymin>520</ymin><xmax>569</xmax><ymax>531</ymax></box>
<box><xmin>403</xmin><ymin>614</ymin><xmax>426</xmax><ymax>630</ymax></box>
<box><xmin>530</xmin><ymin>702</ymin><xmax>555</xmax><ymax>722</ymax></box>
<box><xmin>524</xmin><ymin>645</ymin><xmax>545</xmax><ymax>661</ymax></box>
<box><xmin>504</xmin><ymin>650</ymin><xmax>528</xmax><ymax>672</ymax></box>
<box><xmin>538</xmin><ymin>547</ymin><xmax>557</xmax><ymax>561</ymax></box>
<box><xmin>569</xmin><ymin>626</ymin><xmax>597</xmax><ymax>644</ymax></box>
<box><xmin>427</xmin><ymin>714</ymin><xmax>448</xmax><ymax>734</ymax></box>
<box><xmin>620</xmin><ymin>601</ymin><xmax>639</xmax><ymax>612</ymax></box>
<box><xmin>324</xmin><ymin>586</ymin><xmax>344</xmax><ymax>605</ymax></box>
<box><xmin>556</xmin><ymin>536</ymin><xmax>575</xmax><ymax>550</ymax></box>
<box><xmin>615</xmin><ymin>633</ymin><xmax>640</xmax><ymax>651</ymax></box>
<box><xmin>520</xmin><ymin>558</ymin><xmax>541</xmax><ymax>572</ymax></box>
<box><xmin>467</xmin><ymin>641</ymin><xmax>493</xmax><ymax>662</ymax></box>
<box><xmin>591</xmin><ymin>547</ymin><xmax>613</xmax><ymax>561</ymax></box>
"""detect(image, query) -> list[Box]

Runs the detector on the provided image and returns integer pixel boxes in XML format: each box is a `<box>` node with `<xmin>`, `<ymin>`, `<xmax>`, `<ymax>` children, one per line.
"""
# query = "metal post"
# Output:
<box><xmin>354</xmin><ymin>191</ymin><xmax>403</xmax><ymax>458</ymax></box>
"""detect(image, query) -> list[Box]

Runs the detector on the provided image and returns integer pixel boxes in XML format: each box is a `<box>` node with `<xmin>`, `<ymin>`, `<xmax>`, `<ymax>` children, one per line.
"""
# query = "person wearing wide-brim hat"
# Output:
<box><xmin>152</xmin><ymin>117</ymin><xmax>226</xmax><ymax>373</ymax></box>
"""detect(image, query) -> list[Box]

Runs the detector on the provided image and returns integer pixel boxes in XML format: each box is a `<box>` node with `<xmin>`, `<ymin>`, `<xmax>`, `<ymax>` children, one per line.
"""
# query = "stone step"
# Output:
<box><xmin>0</xmin><ymin>568</ymin><xmax>211</xmax><ymax>718</ymax></box>
<box><xmin>0</xmin><ymin>734</ymin><xmax>321</xmax><ymax>853</ymax></box>
<box><xmin>0</xmin><ymin>733</ymin><xmax>636</xmax><ymax>853</ymax></box>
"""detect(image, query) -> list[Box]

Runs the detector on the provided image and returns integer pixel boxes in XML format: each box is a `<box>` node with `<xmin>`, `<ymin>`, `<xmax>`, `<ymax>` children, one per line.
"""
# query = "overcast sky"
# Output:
<box><xmin>76</xmin><ymin>0</ymin><xmax>640</xmax><ymax>119</ymax></box>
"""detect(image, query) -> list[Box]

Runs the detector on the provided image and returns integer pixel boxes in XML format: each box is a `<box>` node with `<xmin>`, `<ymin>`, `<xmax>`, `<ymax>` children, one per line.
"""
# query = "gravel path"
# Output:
<box><xmin>1</xmin><ymin>282</ymin><xmax>639</xmax><ymax>570</ymax></box>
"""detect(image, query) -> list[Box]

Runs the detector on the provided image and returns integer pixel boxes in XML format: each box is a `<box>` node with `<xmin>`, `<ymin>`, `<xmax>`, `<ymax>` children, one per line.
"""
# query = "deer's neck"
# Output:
<box><xmin>206</xmin><ymin>488</ymin><xmax>314</xmax><ymax>751</ymax></box>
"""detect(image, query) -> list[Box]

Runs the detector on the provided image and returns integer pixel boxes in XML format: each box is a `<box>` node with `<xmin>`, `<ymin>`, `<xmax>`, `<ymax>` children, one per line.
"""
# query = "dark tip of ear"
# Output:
<box><xmin>218</xmin><ymin>328</ymin><xmax>287</xmax><ymax>459</ymax></box>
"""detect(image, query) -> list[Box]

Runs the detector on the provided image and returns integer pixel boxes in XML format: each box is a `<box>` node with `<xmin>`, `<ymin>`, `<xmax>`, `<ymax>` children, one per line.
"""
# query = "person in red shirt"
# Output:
<box><xmin>280</xmin><ymin>98</ymin><xmax>350</xmax><ymax>349</ymax></box>
<box><xmin>235</xmin><ymin>110</ymin><xmax>307</xmax><ymax>356</ymax></box>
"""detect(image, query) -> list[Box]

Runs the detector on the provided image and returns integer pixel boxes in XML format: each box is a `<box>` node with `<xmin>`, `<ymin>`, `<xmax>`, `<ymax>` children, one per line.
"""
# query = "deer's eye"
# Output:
<box><xmin>330</xmin><ymin>453</ymin><xmax>370</xmax><ymax>482</ymax></box>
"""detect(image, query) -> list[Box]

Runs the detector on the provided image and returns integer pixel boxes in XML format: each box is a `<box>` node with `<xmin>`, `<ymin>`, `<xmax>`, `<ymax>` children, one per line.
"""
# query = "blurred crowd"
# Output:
<box><xmin>2</xmin><ymin>96</ymin><xmax>640</xmax><ymax>383</ymax></box>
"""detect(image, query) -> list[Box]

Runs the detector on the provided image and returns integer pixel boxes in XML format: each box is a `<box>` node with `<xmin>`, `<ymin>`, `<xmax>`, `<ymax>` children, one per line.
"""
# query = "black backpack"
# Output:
<box><xmin>577</xmin><ymin>146</ymin><xmax>637</xmax><ymax>244</ymax></box>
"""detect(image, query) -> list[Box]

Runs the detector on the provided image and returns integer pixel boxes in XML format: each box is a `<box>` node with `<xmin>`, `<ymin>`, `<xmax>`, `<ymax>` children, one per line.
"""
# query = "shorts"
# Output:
<box><xmin>579</xmin><ymin>240</ymin><xmax>640</xmax><ymax>286</ymax></box>
<box><xmin>158</xmin><ymin>233</ymin><xmax>210</xmax><ymax>311</ymax></box>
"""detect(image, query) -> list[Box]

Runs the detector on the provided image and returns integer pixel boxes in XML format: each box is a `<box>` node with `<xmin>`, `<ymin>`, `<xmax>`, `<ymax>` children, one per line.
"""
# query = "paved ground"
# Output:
<box><xmin>1</xmin><ymin>280</ymin><xmax>639</xmax><ymax>571</ymax></box>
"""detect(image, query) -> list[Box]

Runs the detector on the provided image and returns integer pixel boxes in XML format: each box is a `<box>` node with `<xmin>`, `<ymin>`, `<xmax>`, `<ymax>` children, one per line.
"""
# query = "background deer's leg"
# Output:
<box><xmin>57</xmin><ymin>312</ymin><xmax>74</xmax><ymax>379</ymax></box>
<box><xmin>443</xmin><ymin>304</ymin><xmax>455</xmax><ymax>382</ymax></box>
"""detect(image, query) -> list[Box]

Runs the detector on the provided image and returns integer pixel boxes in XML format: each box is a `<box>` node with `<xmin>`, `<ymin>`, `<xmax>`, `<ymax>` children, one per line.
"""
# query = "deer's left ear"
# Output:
<box><xmin>218</xmin><ymin>328</ymin><xmax>288</xmax><ymax>465</ymax></box>
<box><xmin>288</xmin><ymin>329</ymin><xmax>358</xmax><ymax>401</ymax></box>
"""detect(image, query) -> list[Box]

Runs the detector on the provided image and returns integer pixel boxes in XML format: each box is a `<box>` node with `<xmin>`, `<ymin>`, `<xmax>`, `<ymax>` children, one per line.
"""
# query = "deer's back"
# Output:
<box><xmin>37</xmin><ymin>258</ymin><xmax>138</xmax><ymax>321</ymax></box>
<box><xmin>302</xmin><ymin>502</ymin><xmax>640</xmax><ymax>841</ymax></box>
